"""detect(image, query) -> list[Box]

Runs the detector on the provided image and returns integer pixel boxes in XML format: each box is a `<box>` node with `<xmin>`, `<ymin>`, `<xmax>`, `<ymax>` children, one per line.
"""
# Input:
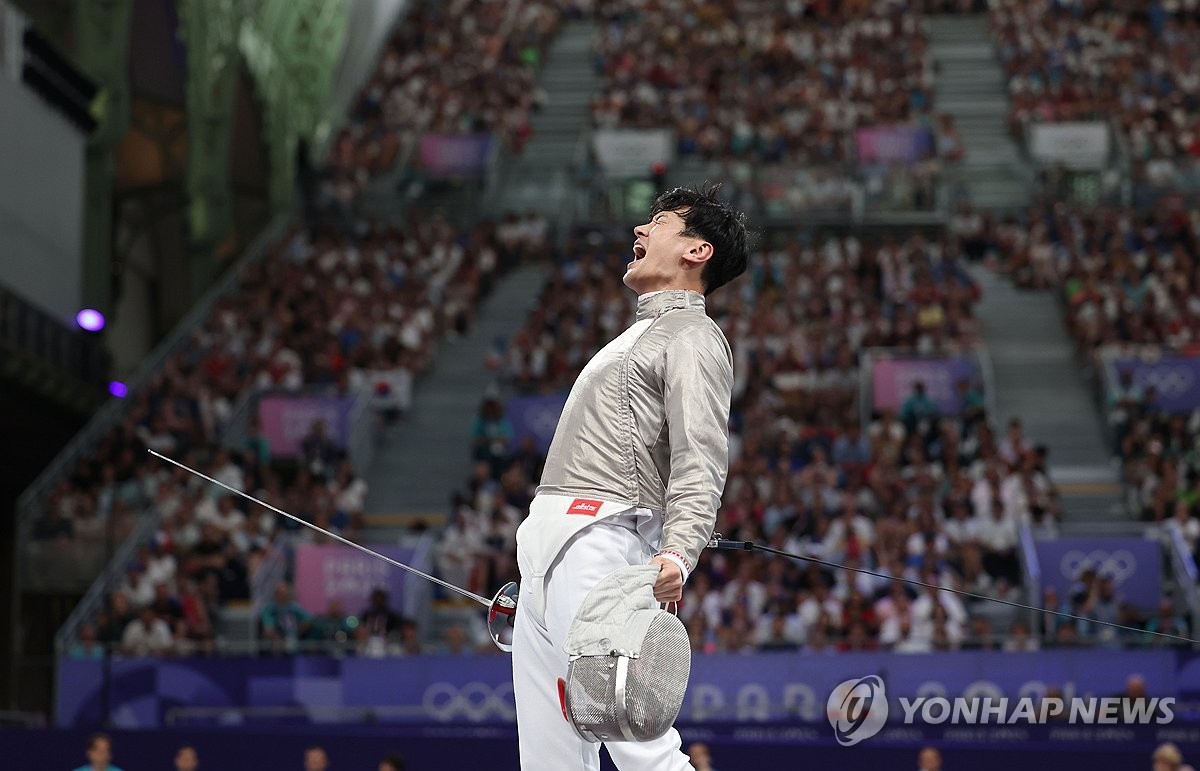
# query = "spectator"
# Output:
<box><xmin>919</xmin><ymin>746</ymin><xmax>943</xmax><ymax>771</ymax></box>
<box><xmin>436</xmin><ymin>506</ymin><xmax>485</xmax><ymax>597</ymax></box>
<box><xmin>74</xmin><ymin>733</ymin><xmax>123</xmax><ymax>771</ymax></box>
<box><xmin>68</xmin><ymin>624</ymin><xmax>106</xmax><ymax>660</ymax></box>
<box><xmin>471</xmin><ymin>398</ymin><xmax>514</xmax><ymax>476</ymax></box>
<box><xmin>397</xmin><ymin>618</ymin><xmax>423</xmax><ymax>656</ymax></box>
<box><xmin>303</xmin><ymin>746</ymin><xmax>328</xmax><ymax>771</ymax></box>
<box><xmin>174</xmin><ymin>746</ymin><xmax>198</xmax><ymax>771</ymax></box>
<box><xmin>245</xmin><ymin>415</ymin><xmax>272</xmax><ymax>465</ymax></box>
<box><xmin>121</xmin><ymin>606</ymin><xmax>174</xmax><ymax>656</ymax></box>
<box><xmin>301</xmin><ymin>420</ymin><xmax>341</xmax><ymax>480</ymax></box>
<box><xmin>379</xmin><ymin>754</ymin><xmax>405</xmax><ymax>771</ymax></box>
<box><xmin>1143</xmin><ymin>599</ymin><xmax>1190</xmax><ymax>646</ymax></box>
<box><xmin>330</xmin><ymin>461</ymin><xmax>368</xmax><ymax>534</ymax></box>
<box><xmin>261</xmin><ymin>582</ymin><xmax>312</xmax><ymax>653</ymax></box>
<box><xmin>359</xmin><ymin>588</ymin><xmax>406</xmax><ymax>656</ymax></box>
<box><xmin>310</xmin><ymin>600</ymin><xmax>355</xmax><ymax>648</ymax></box>
<box><xmin>687</xmin><ymin>742</ymin><xmax>717</xmax><ymax>771</ymax></box>
<box><xmin>900</xmin><ymin>382</ymin><xmax>941</xmax><ymax>440</ymax></box>
<box><xmin>1154</xmin><ymin>743</ymin><xmax>1185</xmax><ymax>771</ymax></box>
<box><xmin>1003</xmin><ymin>619</ymin><xmax>1039</xmax><ymax>652</ymax></box>
<box><xmin>1164</xmin><ymin>500</ymin><xmax>1200</xmax><ymax>553</ymax></box>
<box><xmin>1078</xmin><ymin>575</ymin><xmax>1122</xmax><ymax>648</ymax></box>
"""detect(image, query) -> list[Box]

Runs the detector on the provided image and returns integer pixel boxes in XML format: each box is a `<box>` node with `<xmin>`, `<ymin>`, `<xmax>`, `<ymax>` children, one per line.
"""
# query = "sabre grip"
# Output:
<box><xmin>707</xmin><ymin>538</ymin><xmax>753</xmax><ymax>551</ymax></box>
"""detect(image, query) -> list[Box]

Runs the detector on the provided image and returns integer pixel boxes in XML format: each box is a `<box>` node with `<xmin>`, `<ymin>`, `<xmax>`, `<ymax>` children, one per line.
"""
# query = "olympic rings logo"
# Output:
<box><xmin>1059</xmin><ymin>549</ymin><xmax>1137</xmax><ymax>585</ymax></box>
<box><xmin>422</xmin><ymin>681</ymin><xmax>516</xmax><ymax>722</ymax></box>
<box><xmin>1135</xmin><ymin>366</ymin><xmax>1195</xmax><ymax>398</ymax></box>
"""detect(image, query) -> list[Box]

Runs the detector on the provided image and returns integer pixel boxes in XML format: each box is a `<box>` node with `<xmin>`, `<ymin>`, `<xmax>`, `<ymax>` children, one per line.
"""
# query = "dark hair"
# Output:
<box><xmin>650</xmin><ymin>182</ymin><xmax>750</xmax><ymax>296</ymax></box>
<box><xmin>380</xmin><ymin>754</ymin><xmax>406</xmax><ymax>771</ymax></box>
<box><xmin>87</xmin><ymin>732</ymin><xmax>110</xmax><ymax>751</ymax></box>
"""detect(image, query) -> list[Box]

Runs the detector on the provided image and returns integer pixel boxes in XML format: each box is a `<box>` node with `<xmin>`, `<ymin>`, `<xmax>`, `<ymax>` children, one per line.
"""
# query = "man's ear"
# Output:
<box><xmin>683</xmin><ymin>241</ymin><xmax>713</xmax><ymax>267</ymax></box>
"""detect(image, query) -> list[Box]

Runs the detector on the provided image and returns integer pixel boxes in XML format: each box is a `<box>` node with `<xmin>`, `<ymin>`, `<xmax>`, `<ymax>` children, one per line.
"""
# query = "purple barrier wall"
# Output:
<box><xmin>417</xmin><ymin>133</ymin><xmax>493</xmax><ymax>178</ymax></box>
<box><xmin>56</xmin><ymin>650</ymin><xmax>1192</xmax><ymax>730</ymax></box>
<box><xmin>258</xmin><ymin>395</ymin><xmax>355</xmax><ymax>457</ymax></box>
<box><xmin>1034</xmin><ymin>538</ymin><xmax>1163</xmax><ymax>612</ymax></box>
<box><xmin>855</xmin><ymin>125</ymin><xmax>935</xmax><ymax>166</ymax></box>
<box><xmin>293</xmin><ymin>544</ymin><xmax>419</xmax><ymax>614</ymax></box>
<box><xmin>871</xmin><ymin>356</ymin><xmax>977</xmax><ymax>414</ymax></box>
<box><xmin>504</xmin><ymin>392</ymin><xmax>568</xmax><ymax>454</ymax></box>
<box><xmin>1107</xmin><ymin>355</ymin><xmax>1200</xmax><ymax>413</ymax></box>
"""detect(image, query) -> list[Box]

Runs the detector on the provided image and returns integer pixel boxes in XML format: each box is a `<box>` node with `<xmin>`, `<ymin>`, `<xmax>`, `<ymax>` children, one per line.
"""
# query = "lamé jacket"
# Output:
<box><xmin>528</xmin><ymin>288</ymin><xmax>734</xmax><ymax>577</ymax></box>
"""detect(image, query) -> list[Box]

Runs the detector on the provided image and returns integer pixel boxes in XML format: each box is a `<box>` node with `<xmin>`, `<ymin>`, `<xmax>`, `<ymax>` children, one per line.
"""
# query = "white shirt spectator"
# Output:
<box><xmin>119</xmin><ymin>572</ymin><xmax>155</xmax><ymax>608</ymax></box>
<box><xmin>212</xmin><ymin>459</ymin><xmax>245</xmax><ymax>494</ymax></box>
<box><xmin>976</xmin><ymin>510</ymin><xmax>1019</xmax><ymax>553</ymax></box>
<box><xmin>333</xmin><ymin>477</ymin><xmax>369</xmax><ymax>515</ymax></box>
<box><xmin>121</xmin><ymin>615</ymin><xmax>174</xmax><ymax>655</ymax></box>
<box><xmin>943</xmin><ymin>515</ymin><xmax>980</xmax><ymax>546</ymax></box>
<box><xmin>145</xmin><ymin>552</ymin><xmax>177</xmax><ymax>587</ymax></box>
<box><xmin>199</xmin><ymin>502</ymin><xmax>247</xmax><ymax>533</ymax></box>
<box><xmin>823</xmin><ymin>513</ymin><xmax>875</xmax><ymax>561</ymax></box>
<box><xmin>721</xmin><ymin>577</ymin><xmax>768</xmax><ymax>621</ymax></box>
<box><xmin>1165</xmin><ymin>513</ymin><xmax>1200</xmax><ymax>554</ymax></box>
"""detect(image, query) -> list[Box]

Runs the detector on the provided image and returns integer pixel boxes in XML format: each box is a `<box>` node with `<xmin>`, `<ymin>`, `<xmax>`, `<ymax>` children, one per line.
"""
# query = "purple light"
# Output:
<box><xmin>76</xmin><ymin>308</ymin><xmax>106</xmax><ymax>332</ymax></box>
<box><xmin>108</xmin><ymin>381</ymin><xmax>128</xmax><ymax>398</ymax></box>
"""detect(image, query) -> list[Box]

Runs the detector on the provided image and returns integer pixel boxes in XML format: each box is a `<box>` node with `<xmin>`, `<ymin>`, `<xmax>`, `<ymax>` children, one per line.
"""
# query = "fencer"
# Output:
<box><xmin>511</xmin><ymin>183</ymin><xmax>750</xmax><ymax>771</ymax></box>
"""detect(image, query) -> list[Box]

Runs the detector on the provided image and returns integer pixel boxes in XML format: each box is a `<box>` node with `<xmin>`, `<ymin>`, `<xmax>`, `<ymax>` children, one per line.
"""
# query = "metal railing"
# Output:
<box><xmin>52</xmin><ymin>508</ymin><xmax>160</xmax><ymax>654</ymax></box>
<box><xmin>1017</xmin><ymin>522</ymin><xmax>1042</xmax><ymax>641</ymax></box>
<box><xmin>1164</xmin><ymin>526</ymin><xmax>1200</xmax><ymax>648</ymax></box>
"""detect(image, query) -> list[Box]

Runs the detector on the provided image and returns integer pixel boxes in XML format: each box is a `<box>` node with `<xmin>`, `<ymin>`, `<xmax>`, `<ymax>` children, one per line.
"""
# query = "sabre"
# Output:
<box><xmin>147</xmin><ymin>449</ymin><xmax>519</xmax><ymax>650</ymax></box>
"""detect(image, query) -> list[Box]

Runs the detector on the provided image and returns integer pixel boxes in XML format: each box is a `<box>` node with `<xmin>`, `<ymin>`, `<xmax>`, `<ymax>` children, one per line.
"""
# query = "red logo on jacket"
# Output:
<box><xmin>566</xmin><ymin>498</ymin><xmax>602</xmax><ymax>516</ymax></box>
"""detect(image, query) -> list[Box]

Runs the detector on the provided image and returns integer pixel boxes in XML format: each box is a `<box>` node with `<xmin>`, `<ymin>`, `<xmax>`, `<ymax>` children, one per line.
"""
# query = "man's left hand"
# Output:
<box><xmin>649</xmin><ymin>555</ymin><xmax>684</xmax><ymax>603</ymax></box>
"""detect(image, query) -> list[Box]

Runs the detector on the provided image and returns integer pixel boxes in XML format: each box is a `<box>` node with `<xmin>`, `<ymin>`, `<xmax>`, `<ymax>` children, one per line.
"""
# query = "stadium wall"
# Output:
<box><xmin>0</xmin><ymin>70</ymin><xmax>85</xmax><ymax>325</ymax></box>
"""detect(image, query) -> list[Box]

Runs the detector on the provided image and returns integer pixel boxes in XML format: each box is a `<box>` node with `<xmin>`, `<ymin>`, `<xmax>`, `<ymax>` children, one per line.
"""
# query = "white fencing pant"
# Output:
<box><xmin>512</xmin><ymin>517</ymin><xmax>694</xmax><ymax>771</ymax></box>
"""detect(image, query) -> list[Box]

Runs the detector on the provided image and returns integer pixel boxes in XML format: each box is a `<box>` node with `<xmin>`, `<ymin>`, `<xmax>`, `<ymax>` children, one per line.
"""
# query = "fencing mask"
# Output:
<box><xmin>559</xmin><ymin>564</ymin><xmax>691</xmax><ymax>743</ymax></box>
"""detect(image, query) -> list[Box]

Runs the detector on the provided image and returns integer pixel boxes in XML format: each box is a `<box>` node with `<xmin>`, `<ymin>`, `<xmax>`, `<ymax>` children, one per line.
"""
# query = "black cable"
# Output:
<box><xmin>708</xmin><ymin>538</ymin><xmax>1198</xmax><ymax>646</ymax></box>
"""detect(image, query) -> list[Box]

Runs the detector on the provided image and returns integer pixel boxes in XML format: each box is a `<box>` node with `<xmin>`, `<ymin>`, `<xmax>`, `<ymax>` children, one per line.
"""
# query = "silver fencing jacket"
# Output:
<box><xmin>529</xmin><ymin>288</ymin><xmax>734</xmax><ymax>577</ymax></box>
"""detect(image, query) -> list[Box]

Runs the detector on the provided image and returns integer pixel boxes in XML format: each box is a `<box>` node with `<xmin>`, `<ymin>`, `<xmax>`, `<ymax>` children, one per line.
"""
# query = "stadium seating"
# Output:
<box><xmin>433</xmin><ymin>228</ymin><xmax>1129</xmax><ymax>654</ymax></box>
<box><xmin>991</xmin><ymin>0</ymin><xmax>1200</xmax><ymax>188</ymax></box>
<box><xmin>46</xmin><ymin>215</ymin><xmax>528</xmax><ymax>655</ymax></box>
<box><xmin>590</xmin><ymin>0</ymin><xmax>962</xmax><ymax>215</ymax></box>
<box><xmin>992</xmin><ymin>200</ymin><xmax>1200</xmax><ymax>554</ymax></box>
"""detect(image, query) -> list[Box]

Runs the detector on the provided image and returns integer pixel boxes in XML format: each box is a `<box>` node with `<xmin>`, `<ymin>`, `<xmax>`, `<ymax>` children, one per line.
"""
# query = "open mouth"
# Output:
<box><xmin>631</xmin><ymin>242</ymin><xmax>647</xmax><ymax>261</ymax></box>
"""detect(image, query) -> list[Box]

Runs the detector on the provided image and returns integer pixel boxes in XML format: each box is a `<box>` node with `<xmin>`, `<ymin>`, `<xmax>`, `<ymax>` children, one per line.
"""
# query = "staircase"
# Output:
<box><xmin>485</xmin><ymin>20</ymin><xmax>599</xmax><ymax>221</ymax></box>
<box><xmin>361</xmin><ymin>263</ymin><xmax>547</xmax><ymax>537</ymax></box>
<box><xmin>971</xmin><ymin>267</ymin><xmax>1123</xmax><ymax>522</ymax></box>
<box><xmin>927</xmin><ymin>15</ymin><xmax>1034</xmax><ymax>212</ymax></box>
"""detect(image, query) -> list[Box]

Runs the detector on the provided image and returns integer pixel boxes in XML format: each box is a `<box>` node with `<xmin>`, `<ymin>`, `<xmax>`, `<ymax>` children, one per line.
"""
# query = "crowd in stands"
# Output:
<box><xmin>331</xmin><ymin>0</ymin><xmax>584</xmax><ymax>197</ymax></box>
<box><xmin>991</xmin><ymin>0</ymin><xmax>1200</xmax><ymax>189</ymax></box>
<box><xmin>48</xmin><ymin>210</ymin><xmax>535</xmax><ymax>656</ymax></box>
<box><xmin>592</xmin><ymin>0</ymin><xmax>936</xmax><ymax>164</ymax></box>
<box><xmin>427</xmin><ymin>227</ymin><xmax>1200</xmax><ymax>654</ymax></box>
<box><xmin>988</xmin><ymin>200</ymin><xmax>1200</xmax><ymax>550</ymax></box>
<box><xmin>589</xmin><ymin>0</ymin><xmax>963</xmax><ymax>214</ymax></box>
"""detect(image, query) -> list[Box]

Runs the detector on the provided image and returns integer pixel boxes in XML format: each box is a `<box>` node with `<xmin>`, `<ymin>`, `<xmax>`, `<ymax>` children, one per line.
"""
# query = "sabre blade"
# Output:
<box><xmin>147</xmin><ymin>449</ymin><xmax>492</xmax><ymax>608</ymax></box>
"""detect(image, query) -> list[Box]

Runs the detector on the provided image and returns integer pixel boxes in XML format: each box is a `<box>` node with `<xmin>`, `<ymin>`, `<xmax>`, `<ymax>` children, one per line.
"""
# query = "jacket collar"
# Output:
<box><xmin>635</xmin><ymin>289</ymin><xmax>705</xmax><ymax>321</ymax></box>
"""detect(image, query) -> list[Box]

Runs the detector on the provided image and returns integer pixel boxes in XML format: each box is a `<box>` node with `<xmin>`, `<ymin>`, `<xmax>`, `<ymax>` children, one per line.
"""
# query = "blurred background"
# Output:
<box><xmin>1</xmin><ymin>0</ymin><xmax>1199</xmax><ymax>768</ymax></box>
